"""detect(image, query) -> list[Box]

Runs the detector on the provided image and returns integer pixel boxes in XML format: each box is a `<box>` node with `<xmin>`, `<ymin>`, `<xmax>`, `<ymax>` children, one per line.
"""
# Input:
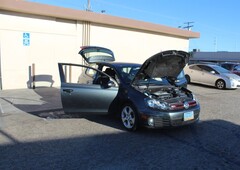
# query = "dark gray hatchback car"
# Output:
<box><xmin>58</xmin><ymin>46</ymin><xmax>200</xmax><ymax>131</ymax></box>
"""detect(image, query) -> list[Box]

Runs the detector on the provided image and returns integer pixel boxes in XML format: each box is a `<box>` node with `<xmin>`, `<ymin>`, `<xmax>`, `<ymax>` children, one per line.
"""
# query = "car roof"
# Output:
<box><xmin>96</xmin><ymin>62</ymin><xmax>141</xmax><ymax>67</ymax></box>
<box><xmin>189</xmin><ymin>63</ymin><xmax>216</xmax><ymax>67</ymax></box>
<box><xmin>221</xmin><ymin>62</ymin><xmax>240</xmax><ymax>65</ymax></box>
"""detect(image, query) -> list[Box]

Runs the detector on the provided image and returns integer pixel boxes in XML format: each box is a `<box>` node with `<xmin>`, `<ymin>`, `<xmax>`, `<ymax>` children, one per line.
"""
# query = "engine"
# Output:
<box><xmin>144</xmin><ymin>86</ymin><xmax>192</xmax><ymax>103</ymax></box>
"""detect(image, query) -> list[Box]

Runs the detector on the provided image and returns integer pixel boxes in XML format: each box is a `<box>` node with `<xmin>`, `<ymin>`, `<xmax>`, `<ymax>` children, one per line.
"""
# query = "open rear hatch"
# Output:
<box><xmin>79</xmin><ymin>46</ymin><xmax>115</xmax><ymax>64</ymax></box>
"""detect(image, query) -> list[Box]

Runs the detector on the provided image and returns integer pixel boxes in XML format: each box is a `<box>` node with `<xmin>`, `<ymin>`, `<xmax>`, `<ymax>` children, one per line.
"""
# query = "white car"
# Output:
<box><xmin>184</xmin><ymin>64</ymin><xmax>240</xmax><ymax>89</ymax></box>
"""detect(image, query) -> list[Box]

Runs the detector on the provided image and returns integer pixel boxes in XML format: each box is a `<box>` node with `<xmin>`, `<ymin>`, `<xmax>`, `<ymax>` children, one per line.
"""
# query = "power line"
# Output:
<box><xmin>178</xmin><ymin>21</ymin><xmax>194</xmax><ymax>31</ymax></box>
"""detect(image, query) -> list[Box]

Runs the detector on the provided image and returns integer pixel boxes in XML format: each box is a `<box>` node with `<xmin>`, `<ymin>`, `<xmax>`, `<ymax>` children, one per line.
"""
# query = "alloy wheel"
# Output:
<box><xmin>216</xmin><ymin>80</ymin><xmax>225</xmax><ymax>89</ymax></box>
<box><xmin>121</xmin><ymin>105</ymin><xmax>138</xmax><ymax>131</ymax></box>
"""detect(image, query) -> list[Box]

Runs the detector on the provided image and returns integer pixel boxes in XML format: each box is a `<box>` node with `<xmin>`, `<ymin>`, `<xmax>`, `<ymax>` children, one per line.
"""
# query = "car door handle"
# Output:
<box><xmin>63</xmin><ymin>89</ymin><xmax>73</xmax><ymax>94</ymax></box>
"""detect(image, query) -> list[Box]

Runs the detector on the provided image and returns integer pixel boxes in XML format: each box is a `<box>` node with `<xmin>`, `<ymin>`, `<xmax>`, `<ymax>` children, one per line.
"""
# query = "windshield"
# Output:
<box><xmin>134</xmin><ymin>77</ymin><xmax>170</xmax><ymax>86</ymax></box>
<box><xmin>116</xmin><ymin>65</ymin><xmax>140</xmax><ymax>83</ymax></box>
<box><xmin>117</xmin><ymin>64</ymin><xmax>184</xmax><ymax>86</ymax></box>
<box><xmin>212</xmin><ymin>65</ymin><xmax>230</xmax><ymax>74</ymax></box>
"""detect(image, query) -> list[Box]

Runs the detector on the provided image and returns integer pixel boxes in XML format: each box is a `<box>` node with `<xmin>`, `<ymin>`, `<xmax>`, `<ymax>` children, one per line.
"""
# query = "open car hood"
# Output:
<box><xmin>79</xmin><ymin>46</ymin><xmax>115</xmax><ymax>64</ymax></box>
<box><xmin>132</xmin><ymin>50</ymin><xmax>189</xmax><ymax>85</ymax></box>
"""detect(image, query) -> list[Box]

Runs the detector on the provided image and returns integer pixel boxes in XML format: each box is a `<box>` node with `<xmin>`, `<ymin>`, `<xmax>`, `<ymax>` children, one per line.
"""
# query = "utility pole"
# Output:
<box><xmin>86</xmin><ymin>0</ymin><xmax>106</xmax><ymax>13</ymax></box>
<box><xmin>86</xmin><ymin>0</ymin><xmax>91</xmax><ymax>11</ymax></box>
<box><xmin>181</xmin><ymin>22</ymin><xmax>194</xmax><ymax>31</ymax></box>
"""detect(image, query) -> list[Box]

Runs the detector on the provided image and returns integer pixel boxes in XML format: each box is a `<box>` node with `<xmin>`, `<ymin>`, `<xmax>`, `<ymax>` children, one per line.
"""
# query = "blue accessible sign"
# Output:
<box><xmin>23</xmin><ymin>32</ymin><xmax>30</xmax><ymax>46</ymax></box>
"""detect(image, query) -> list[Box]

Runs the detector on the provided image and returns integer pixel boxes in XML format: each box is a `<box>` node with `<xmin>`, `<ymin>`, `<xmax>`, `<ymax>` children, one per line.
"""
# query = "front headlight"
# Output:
<box><xmin>145</xmin><ymin>98</ymin><xmax>169</xmax><ymax>110</ymax></box>
<box><xmin>226</xmin><ymin>76</ymin><xmax>235</xmax><ymax>81</ymax></box>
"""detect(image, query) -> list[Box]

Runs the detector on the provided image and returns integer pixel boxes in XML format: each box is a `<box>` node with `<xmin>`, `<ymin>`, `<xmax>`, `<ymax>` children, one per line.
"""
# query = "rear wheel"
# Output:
<box><xmin>216</xmin><ymin>79</ymin><xmax>225</xmax><ymax>89</ymax></box>
<box><xmin>121</xmin><ymin>104</ymin><xmax>139</xmax><ymax>131</ymax></box>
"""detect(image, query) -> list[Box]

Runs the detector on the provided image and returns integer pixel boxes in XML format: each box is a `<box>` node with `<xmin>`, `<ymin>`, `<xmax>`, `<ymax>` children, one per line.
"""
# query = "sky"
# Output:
<box><xmin>28</xmin><ymin>0</ymin><xmax>240</xmax><ymax>52</ymax></box>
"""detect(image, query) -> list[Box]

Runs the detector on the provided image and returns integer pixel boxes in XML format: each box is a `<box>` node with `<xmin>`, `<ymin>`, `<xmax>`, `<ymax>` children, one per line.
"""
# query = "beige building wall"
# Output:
<box><xmin>90</xmin><ymin>24</ymin><xmax>189</xmax><ymax>63</ymax></box>
<box><xmin>0</xmin><ymin>12</ymin><xmax>82</xmax><ymax>89</ymax></box>
<box><xmin>0</xmin><ymin>1</ymin><xmax>199</xmax><ymax>90</ymax></box>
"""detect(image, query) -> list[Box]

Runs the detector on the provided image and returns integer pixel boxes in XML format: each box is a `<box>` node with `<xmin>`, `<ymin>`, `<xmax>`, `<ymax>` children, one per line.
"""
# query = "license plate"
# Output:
<box><xmin>184</xmin><ymin>111</ymin><xmax>194</xmax><ymax>121</ymax></box>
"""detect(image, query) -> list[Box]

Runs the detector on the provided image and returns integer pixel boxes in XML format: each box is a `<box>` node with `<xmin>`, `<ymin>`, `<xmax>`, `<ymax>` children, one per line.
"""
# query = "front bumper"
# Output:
<box><xmin>139</xmin><ymin>105</ymin><xmax>200</xmax><ymax>128</ymax></box>
<box><xmin>226</xmin><ymin>79</ymin><xmax>240</xmax><ymax>89</ymax></box>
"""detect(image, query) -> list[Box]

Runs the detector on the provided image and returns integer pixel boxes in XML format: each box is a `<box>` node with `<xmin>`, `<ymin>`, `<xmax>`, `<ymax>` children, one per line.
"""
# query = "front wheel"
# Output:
<box><xmin>121</xmin><ymin>104</ymin><xmax>139</xmax><ymax>131</ymax></box>
<box><xmin>216</xmin><ymin>79</ymin><xmax>225</xmax><ymax>89</ymax></box>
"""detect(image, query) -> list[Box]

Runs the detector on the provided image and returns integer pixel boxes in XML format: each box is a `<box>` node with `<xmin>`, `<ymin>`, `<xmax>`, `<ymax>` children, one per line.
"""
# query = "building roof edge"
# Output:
<box><xmin>0</xmin><ymin>0</ymin><xmax>200</xmax><ymax>39</ymax></box>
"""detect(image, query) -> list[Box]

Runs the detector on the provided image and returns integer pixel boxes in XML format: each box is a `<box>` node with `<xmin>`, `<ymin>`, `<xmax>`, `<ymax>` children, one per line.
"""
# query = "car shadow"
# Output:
<box><xmin>0</xmin><ymin>87</ymin><xmax>126</xmax><ymax>130</ymax></box>
<box><xmin>188</xmin><ymin>82</ymin><xmax>236</xmax><ymax>90</ymax></box>
<box><xmin>188</xmin><ymin>82</ymin><xmax>216</xmax><ymax>89</ymax></box>
<box><xmin>0</xmin><ymin>87</ymin><xmax>236</xmax><ymax>133</ymax></box>
<box><xmin>0</xmin><ymin>119</ymin><xmax>240</xmax><ymax>169</ymax></box>
<box><xmin>2</xmin><ymin>88</ymin><xmax>240</xmax><ymax>168</ymax></box>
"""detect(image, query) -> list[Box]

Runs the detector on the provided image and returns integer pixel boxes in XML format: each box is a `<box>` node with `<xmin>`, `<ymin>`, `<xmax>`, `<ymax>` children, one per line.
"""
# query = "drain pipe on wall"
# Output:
<box><xmin>0</xmin><ymin>42</ymin><xmax>2</xmax><ymax>90</ymax></box>
<box><xmin>32</xmin><ymin>63</ymin><xmax>35</xmax><ymax>89</ymax></box>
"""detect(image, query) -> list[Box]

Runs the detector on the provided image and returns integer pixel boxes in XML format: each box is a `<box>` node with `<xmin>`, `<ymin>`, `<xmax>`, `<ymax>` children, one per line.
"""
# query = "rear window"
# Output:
<box><xmin>233</xmin><ymin>65</ymin><xmax>240</xmax><ymax>71</ymax></box>
<box><xmin>79</xmin><ymin>46</ymin><xmax>115</xmax><ymax>63</ymax></box>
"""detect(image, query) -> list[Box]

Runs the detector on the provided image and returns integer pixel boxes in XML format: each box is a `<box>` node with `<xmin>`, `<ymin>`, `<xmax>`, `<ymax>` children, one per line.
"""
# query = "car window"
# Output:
<box><xmin>189</xmin><ymin>65</ymin><xmax>201</xmax><ymax>71</ymax></box>
<box><xmin>79</xmin><ymin>46</ymin><xmax>115</xmax><ymax>64</ymax></box>
<box><xmin>199</xmin><ymin>65</ymin><xmax>216</xmax><ymax>73</ymax></box>
<box><xmin>60</xmin><ymin>64</ymin><xmax>117</xmax><ymax>86</ymax></box>
<box><xmin>221</xmin><ymin>64</ymin><xmax>231</xmax><ymax>70</ymax></box>
<box><xmin>77</xmin><ymin>66</ymin><xmax>97</xmax><ymax>84</ymax></box>
<box><xmin>135</xmin><ymin>77</ymin><xmax>170</xmax><ymax>86</ymax></box>
<box><xmin>102</xmin><ymin>66</ymin><xmax>120</xmax><ymax>83</ymax></box>
<box><xmin>233</xmin><ymin>65</ymin><xmax>240</xmax><ymax>71</ymax></box>
<box><xmin>211</xmin><ymin>65</ymin><xmax>230</xmax><ymax>74</ymax></box>
<box><xmin>60</xmin><ymin>64</ymin><xmax>92</xmax><ymax>84</ymax></box>
<box><xmin>85</xmin><ymin>67</ymin><xmax>97</xmax><ymax>77</ymax></box>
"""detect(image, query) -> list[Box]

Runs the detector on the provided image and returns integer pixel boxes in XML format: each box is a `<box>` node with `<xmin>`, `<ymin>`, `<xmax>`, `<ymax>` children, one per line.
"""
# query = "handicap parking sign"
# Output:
<box><xmin>23</xmin><ymin>32</ymin><xmax>30</xmax><ymax>46</ymax></box>
<box><xmin>23</xmin><ymin>39</ymin><xmax>30</xmax><ymax>46</ymax></box>
<box><xmin>23</xmin><ymin>33</ymin><xmax>30</xmax><ymax>39</ymax></box>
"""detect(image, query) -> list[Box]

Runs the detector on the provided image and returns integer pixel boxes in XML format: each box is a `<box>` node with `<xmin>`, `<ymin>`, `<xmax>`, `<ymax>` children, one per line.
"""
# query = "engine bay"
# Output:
<box><xmin>140</xmin><ymin>85</ymin><xmax>192</xmax><ymax>103</ymax></box>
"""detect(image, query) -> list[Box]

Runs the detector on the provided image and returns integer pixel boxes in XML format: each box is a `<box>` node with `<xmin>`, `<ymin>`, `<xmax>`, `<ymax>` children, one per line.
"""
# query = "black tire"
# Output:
<box><xmin>216</xmin><ymin>79</ymin><xmax>225</xmax><ymax>89</ymax></box>
<box><xmin>185</xmin><ymin>75</ymin><xmax>191</xmax><ymax>84</ymax></box>
<box><xmin>120</xmin><ymin>104</ymin><xmax>139</xmax><ymax>131</ymax></box>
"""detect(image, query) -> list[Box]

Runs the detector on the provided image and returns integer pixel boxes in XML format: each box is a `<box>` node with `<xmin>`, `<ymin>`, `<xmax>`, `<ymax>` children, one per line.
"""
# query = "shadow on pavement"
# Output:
<box><xmin>188</xmin><ymin>82</ymin><xmax>236</xmax><ymax>90</ymax></box>
<box><xmin>0</xmin><ymin>87</ymin><xmax>62</xmax><ymax>113</ymax></box>
<box><xmin>0</xmin><ymin>119</ymin><xmax>240</xmax><ymax>169</ymax></box>
<box><xmin>1</xmin><ymin>87</ymin><xmax>240</xmax><ymax>169</ymax></box>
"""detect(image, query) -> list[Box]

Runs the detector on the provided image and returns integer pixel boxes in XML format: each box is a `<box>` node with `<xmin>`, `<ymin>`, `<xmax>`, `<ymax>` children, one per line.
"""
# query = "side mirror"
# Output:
<box><xmin>210</xmin><ymin>71</ymin><xmax>215</xmax><ymax>74</ymax></box>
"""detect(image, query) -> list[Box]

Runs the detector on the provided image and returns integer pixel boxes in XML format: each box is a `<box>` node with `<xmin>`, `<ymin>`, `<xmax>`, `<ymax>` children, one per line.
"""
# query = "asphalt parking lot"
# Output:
<box><xmin>0</xmin><ymin>85</ymin><xmax>240</xmax><ymax>169</ymax></box>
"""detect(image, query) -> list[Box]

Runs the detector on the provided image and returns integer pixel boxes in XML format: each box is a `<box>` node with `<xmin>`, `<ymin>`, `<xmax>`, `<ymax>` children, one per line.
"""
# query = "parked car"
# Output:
<box><xmin>184</xmin><ymin>64</ymin><xmax>240</xmax><ymax>89</ymax></box>
<box><xmin>220</xmin><ymin>62</ymin><xmax>240</xmax><ymax>76</ymax></box>
<box><xmin>58</xmin><ymin>46</ymin><xmax>200</xmax><ymax>131</ymax></box>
